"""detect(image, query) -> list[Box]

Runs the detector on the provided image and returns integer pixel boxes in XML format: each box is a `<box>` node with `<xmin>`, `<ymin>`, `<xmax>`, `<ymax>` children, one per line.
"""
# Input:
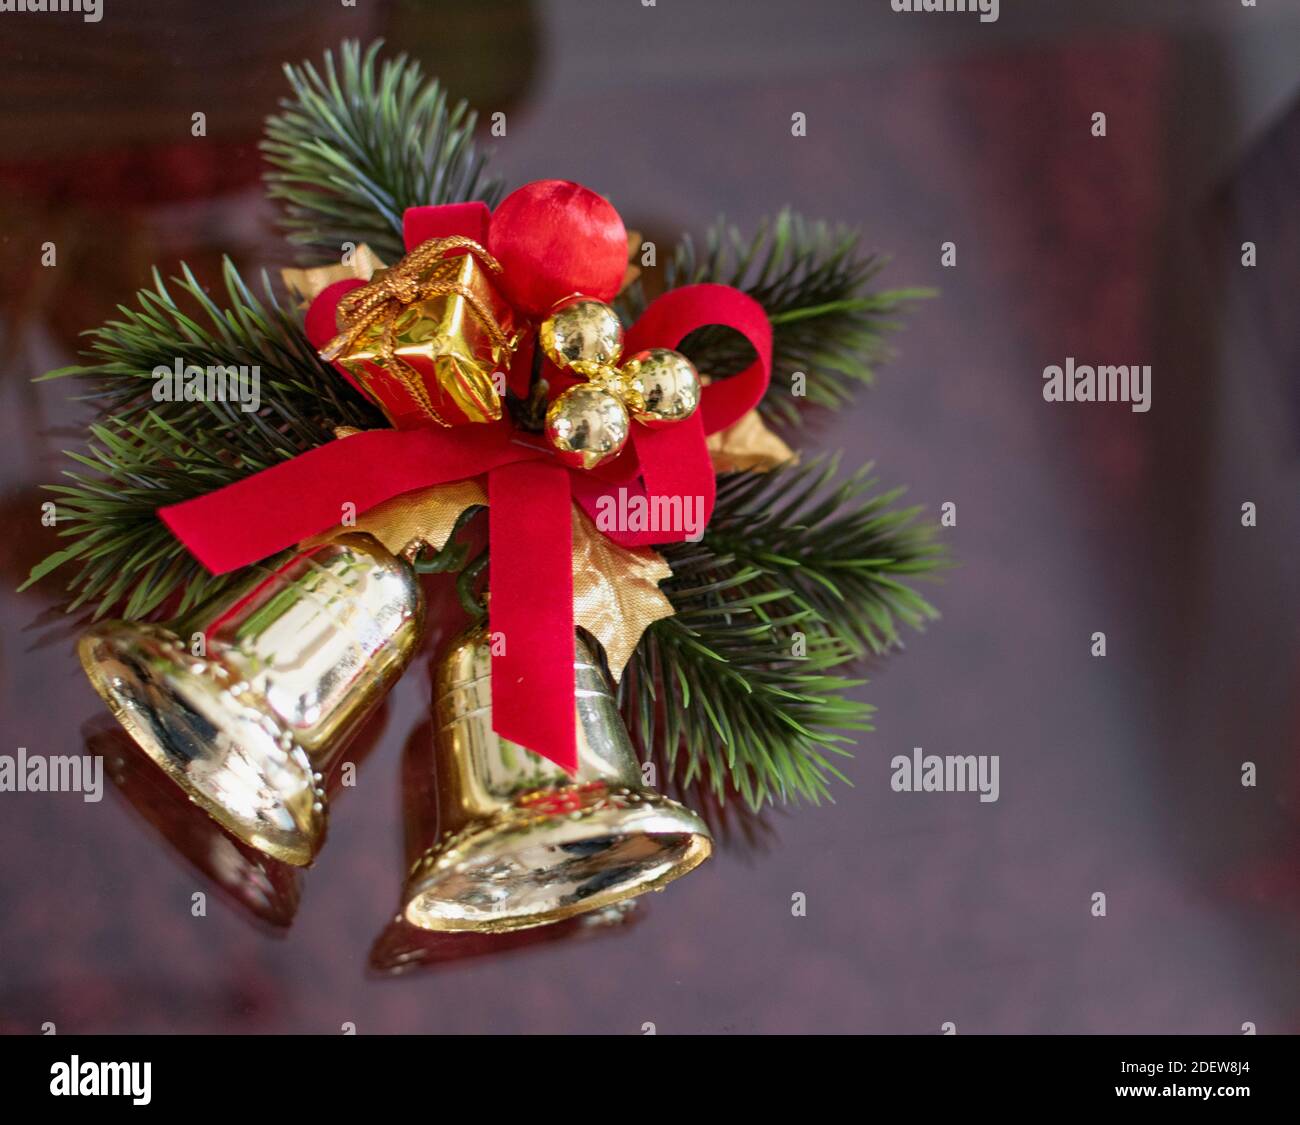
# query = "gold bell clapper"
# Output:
<box><xmin>401</xmin><ymin>622</ymin><xmax>712</xmax><ymax>932</ymax></box>
<box><xmin>540</xmin><ymin>296</ymin><xmax>702</xmax><ymax>469</ymax></box>
<box><xmin>77</xmin><ymin>533</ymin><xmax>425</xmax><ymax>867</ymax></box>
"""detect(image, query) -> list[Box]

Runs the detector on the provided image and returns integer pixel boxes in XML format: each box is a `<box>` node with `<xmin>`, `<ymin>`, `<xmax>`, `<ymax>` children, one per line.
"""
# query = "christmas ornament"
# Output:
<box><xmin>545</xmin><ymin>383</ymin><xmax>632</xmax><ymax>471</ymax></box>
<box><xmin>540</xmin><ymin>296</ymin><xmax>703</xmax><ymax>468</ymax></box>
<box><xmin>77</xmin><ymin>533</ymin><xmax>423</xmax><ymax>866</ymax></box>
<box><xmin>538</xmin><ymin>295</ymin><xmax>625</xmax><ymax>374</ymax></box>
<box><xmin>399</xmin><ymin>623</ymin><xmax>711</xmax><ymax>932</ymax></box>
<box><xmin>487</xmin><ymin>179</ymin><xmax>629</xmax><ymax>316</ymax></box>
<box><xmin>161</xmin><ymin>237</ymin><xmax>772</xmax><ymax>775</ymax></box>
<box><xmin>623</xmin><ymin>348</ymin><xmax>704</xmax><ymax>426</ymax></box>
<box><xmin>318</xmin><ymin>236</ymin><xmax>520</xmax><ymax>428</ymax></box>
<box><xmin>29</xmin><ymin>41</ymin><xmax>944</xmax><ymax>937</ymax></box>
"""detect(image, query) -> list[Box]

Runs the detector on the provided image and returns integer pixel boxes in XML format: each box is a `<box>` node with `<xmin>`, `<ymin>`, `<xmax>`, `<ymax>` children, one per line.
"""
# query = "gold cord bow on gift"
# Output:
<box><xmin>319</xmin><ymin>236</ymin><xmax>519</xmax><ymax>427</ymax></box>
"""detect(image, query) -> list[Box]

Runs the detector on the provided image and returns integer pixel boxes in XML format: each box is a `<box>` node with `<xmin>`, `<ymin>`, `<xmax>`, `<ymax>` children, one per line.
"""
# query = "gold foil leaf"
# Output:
<box><xmin>281</xmin><ymin>244</ymin><xmax>387</xmax><ymax>307</ymax></box>
<box><xmin>706</xmin><ymin>409</ymin><xmax>796</xmax><ymax>472</ymax></box>
<box><xmin>304</xmin><ymin>480</ymin><xmax>487</xmax><ymax>558</ymax></box>
<box><xmin>571</xmin><ymin>504</ymin><xmax>673</xmax><ymax>682</ymax></box>
<box><xmin>620</xmin><ymin>229</ymin><xmax>642</xmax><ymax>295</ymax></box>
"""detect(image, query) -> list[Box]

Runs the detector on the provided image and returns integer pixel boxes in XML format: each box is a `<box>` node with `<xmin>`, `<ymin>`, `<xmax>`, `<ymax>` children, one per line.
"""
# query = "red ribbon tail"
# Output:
<box><xmin>488</xmin><ymin>461</ymin><xmax>578</xmax><ymax>773</ymax></box>
<box><xmin>158</xmin><ymin>424</ymin><xmax>539</xmax><ymax>575</ymax></box>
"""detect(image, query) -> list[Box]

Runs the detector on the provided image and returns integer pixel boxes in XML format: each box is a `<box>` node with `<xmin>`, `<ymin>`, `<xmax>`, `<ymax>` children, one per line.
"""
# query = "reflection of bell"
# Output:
<box><xmin>370</xmin><ymin>900</ymin><xmax>642</xmax><ymax>977</ymax></box>
<box><xmin>77</xmin><ymin>533</ymin><xmax>424</xmax><ymax>867</ymax></box>
<box><xmin>87</xmin><ymin>724</ymin><xmax>302</xmax><ymax>930</ymax></box>
<box><xmin>402</xmin><ymin>623</ymin><xmax>712</xmax><ymax>933</ymax></box>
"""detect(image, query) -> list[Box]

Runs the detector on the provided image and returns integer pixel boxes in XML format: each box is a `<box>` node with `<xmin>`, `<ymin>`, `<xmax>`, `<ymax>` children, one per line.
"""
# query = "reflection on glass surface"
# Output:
<box><xmin>87</xmin><ymin>724</ymin><xmax>302</xmax><ymax>931</ymax></box>
<box><xmin>370</xmin><ymin>900</ymin><xmax>641</xmax><ymax>977</ymax></box>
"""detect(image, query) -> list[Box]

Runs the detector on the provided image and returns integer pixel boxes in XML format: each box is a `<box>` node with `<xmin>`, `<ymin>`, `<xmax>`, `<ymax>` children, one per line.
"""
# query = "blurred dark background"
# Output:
<box><xmin>1</xmin><ymin>0</ymin><xmax>1297</xmax><ymax>1033</ymax></box>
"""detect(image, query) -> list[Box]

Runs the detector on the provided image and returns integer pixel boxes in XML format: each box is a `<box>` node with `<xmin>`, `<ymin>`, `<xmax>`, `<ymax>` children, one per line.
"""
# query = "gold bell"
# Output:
<box><xmin>77</xmin><ymin>532</ymin><xmax>424</xmax><ymax>867</ymax></box>
<box><xmin>401</xmin><ymin>622</ymin><xmax>712</xmax><ymax>932</ymax></box>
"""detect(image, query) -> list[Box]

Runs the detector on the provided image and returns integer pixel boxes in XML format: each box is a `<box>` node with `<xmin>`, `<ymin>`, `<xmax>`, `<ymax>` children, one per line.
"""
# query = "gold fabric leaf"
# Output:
<box><xmin>620</xmin><ymin>229</ymin><xmax>642</xmax><ymax>295</ymax></box>
<box><xmin>706</xmin><ymin>408</ymin><xmax>797</xmax><ymax>472</ymax></box>
<box><xmin>281</xmin><ymin>244</ymin><xmax>387</xmax><ymax>307</ymax></box>
<box><xmin>304</xmin><ymin>479</ymin><xmax>487</xmax><ymax>558</ymax></box>
<box><xmin>571</xmin><ymin>504</ymin><xmax>672</xmax><ymax>682</ymax></box>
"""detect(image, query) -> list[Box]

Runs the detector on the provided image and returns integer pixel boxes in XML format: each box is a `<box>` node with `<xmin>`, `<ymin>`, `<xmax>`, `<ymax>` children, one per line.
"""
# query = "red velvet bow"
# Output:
<box><xmin>160</xmin><ymin>182</ymin><xmax>771</xmax><ymax>772</ymax></box>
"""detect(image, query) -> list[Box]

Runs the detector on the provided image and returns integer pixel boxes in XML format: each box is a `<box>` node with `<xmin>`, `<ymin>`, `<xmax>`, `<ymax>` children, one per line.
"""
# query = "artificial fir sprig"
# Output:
<box><xmin>24</xmin><ymin>259</ymin><xmax>381</xmax><ymax>617</ymax></box>
<box><xmin>23</xmin><ymin>415</ymin><xmax>288</xmax><ymax>619</ymax></box>
<box><xmin>617</xmin><ymin>211</ymin><xmax>931</xmax><ymax>427</ymax></box>
<box><xmin>623</xmin><ymin>544</ymin><xmax>870</xmax><ymax>809</ymax></box>
<box><xmin>44</xmin><ymin>258</ymin><xmax>378</xmax><ymax>435</ymax></box>
<box><xmin>622</xmin><ymin>462</ymin><xmax>944</xmax><ymax>809</ymax></box>
<box><xmin>702</xmin><ymin>460</ymin><xmax>944</xmax><ymax>655</ymax></box>
<box><xmin>262</xmin><ymin>39</ymin><xmax>502</xmax><ymax>264</ymax></box>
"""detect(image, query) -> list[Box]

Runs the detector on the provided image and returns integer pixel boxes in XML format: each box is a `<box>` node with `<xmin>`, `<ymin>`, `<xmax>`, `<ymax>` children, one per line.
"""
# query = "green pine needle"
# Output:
<box><xmin>703</xmin><ymin>459</ymin><xmax>946</xmax><ymax>656</ymax></box>
<box><xmin>620</xmin><ymin>462</ymin><xmax>946</xmax><ymax>809</ymax></box>
<box><xmin>24</xmin><ymin>259</ymin><xmax>381</xmax><ymax>617</ymax></box>
<box><xmin>622</xmin><ymin>546</ymin><xmax>871</xmax><ymax>810</ymax></box>
<box><xmin>262</xmin><ymin>39</ymin><xmax>503</xmax><ymax>264</ymax></box>
<box><xmin>617</xmin><ymin>210</ymin><xmax>932</xmax><ymax>426</ymax></box>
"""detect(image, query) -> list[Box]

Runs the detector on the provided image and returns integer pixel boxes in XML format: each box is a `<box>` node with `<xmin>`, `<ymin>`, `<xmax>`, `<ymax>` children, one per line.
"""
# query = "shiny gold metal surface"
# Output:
<box><xmin>622</xmin><ymin>347</ymin><xmax>702</xmax><ymax>426</ymax></box>
<box><xmin>370</xmin><ymin>898</ymin><xmax>642</xmax><ymax>976</ymax></box>
<box><xmin>328</xmin><ymin>240</ymin><xmax>520</xmax><ymax>427</ymax></box>
<box><xmin>402</xmin><ymin>623</ymin><xmax>712</xmax><ymax>932</ymax></box>
<box><xmin>544</xmin><ymin>383</ymin><xmax>632</xmax><ymax>470</ymax></box>
<box><xmin>537</xmin><ymin>296</ymin><xmax>700</xmax><ymax>468</ymax></box>
<box><xmin>538</xmin><ymin>296</ymin><xmax>625</xmax><ymax>378</ymax></box>
<box><xmin>78</xmin><ymin>533</ymin><xmax>425</xmax><ymax>867</ymax></box>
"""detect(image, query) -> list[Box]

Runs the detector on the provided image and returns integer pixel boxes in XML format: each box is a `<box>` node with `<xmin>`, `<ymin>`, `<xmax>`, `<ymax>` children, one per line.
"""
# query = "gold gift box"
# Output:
<box><xmin>335</xmin><ymin>252</ymin><xmax>520</xmax><ymax>429</ymax></box>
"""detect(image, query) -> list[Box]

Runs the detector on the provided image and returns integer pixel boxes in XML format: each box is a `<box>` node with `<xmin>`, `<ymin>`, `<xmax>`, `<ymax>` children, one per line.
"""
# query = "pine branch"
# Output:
<box><xmin>25</xmin><ymin>416</ymin><xmax>292</xmax><ymax>619</ymax></box>
<box><xmin>616</xmin><ymin>211</ymin><xmax>931</xmax><ymax>426</ymax></box>
<box><xmin>262</xmin><ymin>39</ymin><xmax>503</xmax><ymax>264</ymax></box>
<box><xmin>619</xmin><ymin>461</ymin><xmax>946</xmax><ymax>807</ymax></box>
<box><xmin>44</xmin><ymin>258</ymin><xmax>379</xmax><ymax>437</ymax></box>
<box><xmin>25</xmin><ymin>260</ymin><xmax>381</xmax><ymax>618</ymax></box>
<box><xmin>703</xmin><ymin>460</ymin><xmax>946</xmax><ymax>655</ymax></box>
<box><xmin>621</xmin><ymin>547</ymin><xmax>870</xmax><ymax>810</ymax></box>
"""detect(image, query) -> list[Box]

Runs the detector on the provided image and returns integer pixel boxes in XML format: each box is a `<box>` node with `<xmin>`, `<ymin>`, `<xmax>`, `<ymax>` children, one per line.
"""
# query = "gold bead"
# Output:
<box><xmin>545</xmin><ymin>384</ymin><xmax>631</xmax><ymax>470</ymax></box>
<box><xmin>539</xmin><ymin>297</ymin><xmax>624</xmax><ymax>377</ymax></box>
<box><xmin>622</xmin><ymin>348</ymin><xmax>701</xmax><ymax>427</ymax></box>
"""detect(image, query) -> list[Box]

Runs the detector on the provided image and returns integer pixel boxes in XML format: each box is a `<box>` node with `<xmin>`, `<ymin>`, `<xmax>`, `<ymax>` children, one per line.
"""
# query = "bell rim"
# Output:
<box><xmin>400</xmin><ymin>792</ymin><xmax>713</xmax><ymax>934</ymax></box>
<box><xmin>77</xmin><ymin>623</ymin><xmax>325</xmax><ymax>868</ymax></box>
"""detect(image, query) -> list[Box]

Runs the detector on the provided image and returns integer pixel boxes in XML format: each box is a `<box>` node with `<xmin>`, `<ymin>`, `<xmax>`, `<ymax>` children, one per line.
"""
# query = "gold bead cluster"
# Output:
<box><xmin>540</xmin><ymin>297</ymin><xmax>702</xmax><ymax>469</ymax></box>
